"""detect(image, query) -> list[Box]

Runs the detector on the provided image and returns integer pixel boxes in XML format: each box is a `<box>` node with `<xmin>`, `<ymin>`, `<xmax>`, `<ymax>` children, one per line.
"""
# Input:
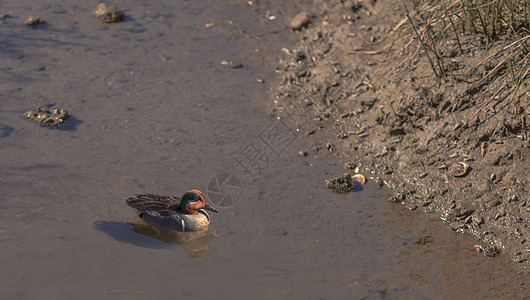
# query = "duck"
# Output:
<box><xmin>126</xmin><ymin>190</ymin><xmax>219</xmax><ymax>232</ymax></box>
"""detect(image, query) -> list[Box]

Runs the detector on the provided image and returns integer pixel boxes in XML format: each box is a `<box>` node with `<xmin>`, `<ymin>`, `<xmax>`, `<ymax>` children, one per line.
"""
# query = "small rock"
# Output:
<box><xmin>389</xmin><ymin>127</ymin><xmax>406</xmax><ymax>136</ymax></box>
<box><xmin>93</xmin><ymin>3</ymin><xmax>124</xmax><ymax>23</ymax></box>
<box><xmin>489</xmin><ymin>155</ymin><xmax>502</xmax><ymax>166</ymax></box>
<box><xmin>289</xmin><ymin>11</ymin><xmax>312</xmax><ymax>31</ymax></box>
<box><xmin>352</xmin><ymin>1</ymin><xmax>363</xmax><ymax>12</ymax></box>
<box><xmin>24</xmin><ymin>16</ymin><xmax>44</xmax><ymax>27</ymax></box>
<box><xmin>448</xmin><ymin>162</ymin><xmax>469</xmax><ymax>177</ymax></box>
<box><xmin>407</xmin><ymin>204</ymin><xmax>418</xmax><ymax>211</ymax></box>
<box><xmin>220</xmin><ymin>60</ymin><xmax>242</xmax><ymax>68</ymax></box>
<box><xmin>298</xmin><ymin>150</ymin><xmax>308</xmax><ymax>157</ymax></box>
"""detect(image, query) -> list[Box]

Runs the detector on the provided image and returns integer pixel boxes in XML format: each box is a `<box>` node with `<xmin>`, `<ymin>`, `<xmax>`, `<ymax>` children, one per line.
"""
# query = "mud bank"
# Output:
<box><xmin>272</xmin><ymin>0</ymin><xmax>530</xmax><ymax>266</ymax></box>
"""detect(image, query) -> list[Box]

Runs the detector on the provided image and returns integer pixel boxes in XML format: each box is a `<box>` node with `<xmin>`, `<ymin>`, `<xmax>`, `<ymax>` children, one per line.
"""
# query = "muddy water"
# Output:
<box><xmin>0</xmin><ymin>0</ymin><xmax>527</xmax><ymax>299</ymax></box>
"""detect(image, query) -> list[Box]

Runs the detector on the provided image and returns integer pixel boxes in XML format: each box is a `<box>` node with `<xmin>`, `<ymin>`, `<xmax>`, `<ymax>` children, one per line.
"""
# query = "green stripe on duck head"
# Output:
<box><xmin>180</xmin><ymin>192</ymin><xmax>202</xmax><ymax>211</ymax></box>
<box><xmin>179</xmin><ymin>190</ymin><xmax>219</xmax><ymax>214</ymax></box>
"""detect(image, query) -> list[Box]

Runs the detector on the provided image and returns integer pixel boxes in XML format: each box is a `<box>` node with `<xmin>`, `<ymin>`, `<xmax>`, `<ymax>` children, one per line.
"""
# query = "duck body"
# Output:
<box><xmin>126</xmin><ymin>190</ymin><xmax>218</xmax><ymax>232</ymax></box>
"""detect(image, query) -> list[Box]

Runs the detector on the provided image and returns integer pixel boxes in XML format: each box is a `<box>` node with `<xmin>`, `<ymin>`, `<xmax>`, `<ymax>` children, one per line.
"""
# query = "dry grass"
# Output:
<box><xmin>403</xmin><ymin>0</ymin><xmax>529</xmax><ymax>77</ymax></box>
<box><xmin>384</xmin><ymin>0</ymin><xmax>530</xmax><ymax>138</ymax></box>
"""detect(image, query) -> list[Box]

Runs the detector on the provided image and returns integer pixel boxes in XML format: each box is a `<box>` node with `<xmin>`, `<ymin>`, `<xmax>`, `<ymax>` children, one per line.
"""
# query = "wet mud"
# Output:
<box><xmin>272</xmin><ymin>0</ymin><xmax>530</xmax><ymax>268</ymax></box>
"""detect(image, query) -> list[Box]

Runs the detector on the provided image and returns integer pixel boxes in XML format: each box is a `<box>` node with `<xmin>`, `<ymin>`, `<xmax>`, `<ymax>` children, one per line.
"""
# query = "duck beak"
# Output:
<box><xmin>204</xmin><ymin>204</ymin><xmax>220</xmax><ymax>213</ymax></box>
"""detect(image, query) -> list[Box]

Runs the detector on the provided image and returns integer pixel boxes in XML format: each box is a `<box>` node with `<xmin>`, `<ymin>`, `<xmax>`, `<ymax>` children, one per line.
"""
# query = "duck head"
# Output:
<box><xmin>179</xmin><ymin>190</ymin><xmax>220</xmax><ymax>215</ymax></box>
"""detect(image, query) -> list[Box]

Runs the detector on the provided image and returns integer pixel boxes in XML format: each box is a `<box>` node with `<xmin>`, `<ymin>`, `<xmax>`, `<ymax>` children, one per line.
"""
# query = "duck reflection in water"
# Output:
<box><xmin>127</xmin><ymin>217</ymin><xmax>219</xmax><ymax>258</ymax></box>
<box><xmin>125</xmin><ymin>190</ymin><xmax>220</xmax><ymax>258</ymax></box>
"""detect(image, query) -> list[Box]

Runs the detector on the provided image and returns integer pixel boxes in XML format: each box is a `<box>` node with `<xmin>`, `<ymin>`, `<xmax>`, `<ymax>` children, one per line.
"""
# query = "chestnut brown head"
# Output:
<box><xmin>179</xmin><ymin>190</ymin><xmax>220</xmax><ymax>215</ymax></box>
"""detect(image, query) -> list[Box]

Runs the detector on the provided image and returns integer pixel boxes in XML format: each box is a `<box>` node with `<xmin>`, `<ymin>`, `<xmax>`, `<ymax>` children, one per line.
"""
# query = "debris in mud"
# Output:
<box><xmin>24</xmin><ymin>16</ymin><xmax>44</xmax><ymax>27</ymax></box>
<box><xmin>474</xmin><ymin>245</ymin><xmax>501</xmax><ymax>257</ymax></box>
<box><xmin>220</xmin><ymin>60</ymin><xmax>242</xmax><ymax>68</ymax></box>
<box><xmin>24</xmin><ymin>107</ymin><xmax>69</xmax><ymax>126</ymax></box>
<box><xmin>389</xmin><ymin>189</ymin><xmax>415</xmax><ymax>203</ymax></box>
<box><xmin>93</xmin><ymin>3</ymin><xmax>124</xmax><ymax>23</ymax></box>
<box><xmin>289</xmin><ymin>11</ymin><xmax>312</xmax><ymax>31</ymax></box>
<box><xmin>448</xmin><ymin>162</ymin><xmax>470</xmax><ymax>177</ymax></box>
<box><xmin>344</xmin><ymin>162</ymin><xmax>357</xmax><ymax>170</ymax></box>
<box><xmin>325</xmin><ymin>174</ymin><xmax>356</xmax><ymax>193</ymax></box>
<box><xmin>414</xmin><ymin>235</ymin><xmax>434</xmax><ymax>245</ymax></box>
<box><xmin>298</xmin><ymin>150</ymin><xmax>308</xmax><ymax>157</ymax></box>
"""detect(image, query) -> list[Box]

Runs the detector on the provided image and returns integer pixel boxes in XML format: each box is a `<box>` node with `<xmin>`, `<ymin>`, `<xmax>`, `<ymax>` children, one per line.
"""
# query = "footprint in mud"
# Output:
<box><xmin>0</xmin><ymin>123</ymin><xmax>13</xmax><ymax>138</ymax></box>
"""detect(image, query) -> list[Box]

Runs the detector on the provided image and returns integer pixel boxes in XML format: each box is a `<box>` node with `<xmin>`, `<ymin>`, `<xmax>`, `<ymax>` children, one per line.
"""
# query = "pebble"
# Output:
<box><xmin>220</xmin><ymin>60</ymin><xmax>242</xmax><ymax>68</ymax></box>
<box><xmin>24</xmin><ymin>16</ymin><xmax>44</xmax><ymax>27</ymax></box>
<box><xmin>448</xmin><ymin>162</ymin><xmax>469</xmax><ymax>177</ymax></box>
<box><xmin>289</xmin><ymin>11</ymin><xmax>312</xmax><ymax>31</ymax></box>
<box><xmin>93</xmin><ymin>3</ymin><xmax>124</xmax><ymax>23</ymax></box>
<box><xmin>352</xmin><ymin>1</ymin><xmax>363</xmax><ymax>12</ymax></box>
<box><xmin>389</xmin><ymin>127</ymin><xmax>405</xmax><ymax>136</ymax></box>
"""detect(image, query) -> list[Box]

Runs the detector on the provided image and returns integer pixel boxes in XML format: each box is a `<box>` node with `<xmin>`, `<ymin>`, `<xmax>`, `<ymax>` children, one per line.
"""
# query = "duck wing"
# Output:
<box><xmin>126</xmin><ymin>194</ymin><xmax>180</xmax><ymax>216</ymax></box>
<box><xmin>137</xmin><ymin>210</ymin><xmax>187</xmax><ymax>231</ymax></box>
